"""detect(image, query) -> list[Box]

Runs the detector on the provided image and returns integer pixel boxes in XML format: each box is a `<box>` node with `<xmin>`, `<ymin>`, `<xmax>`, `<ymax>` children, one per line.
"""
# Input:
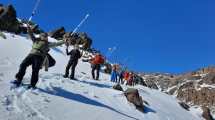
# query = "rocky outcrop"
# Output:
<box><xmin>0</xmin><ymin>4</ymin><xmax>20</xmax><ymax>33</ymax></box>
<box><xmin>113</xmin><ymin>84</ymin><xmax>123</xmax><ymax>91</ymax></box>
<box><xmin>124</xmin><ymin>88</ymin><xmax>144</xmax><ymax>112</ymax></box>
<box><xmin>54</xmin><ymin>31</ymin><xmax>92</xmax><ymax>50</ymax></box>
<box><xmin>0</xmin><ymin>4</ymin><xmax>44</xmax><ymax>34</ymax></box>
<box><xmin>143</xmin><ymin>76</ymin><xmax>159</xmax><ymax>89</ymax></box>
<box><xmin>193</xmin><ymin>66</ymin><xmax>215</xmax><ymax>75</ymax></box>
<box><xmin>76</xmin><ymin>32</ymin><xmax>92</xmax><ymax>50</ymax></box>
<box><xmin>134</xmin><ymin>74</ymin><xmax>147</xmax><ymax>86</ymax></box>
<box><xmin>48</xmin><ymin>27</ymin><xmax>66</xmax><ymax>39</ymax></box>
<box><xmin>199</xmin><ymin>72</ymin><xmax>215</xmax><ymax>85</ymax></box>
<box><xmin>177</xmin><ymin>86</ymin><xmax>215</xmax><ymax>107</ymax></box>
<box><xmin>139</xmin><ymin>66</ymin><xmax>215</xmax><ymax>114</ymax></box>
<box><xmin>202</xmin><ymin>106</ymin><xmax>214</xmax><ymax>120</ymax></box>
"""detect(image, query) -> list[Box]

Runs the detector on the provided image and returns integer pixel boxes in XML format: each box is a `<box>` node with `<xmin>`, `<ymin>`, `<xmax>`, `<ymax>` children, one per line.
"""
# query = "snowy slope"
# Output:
<box><xmin>0</xmin><ymin>32</ymin><xmax>203</xmax><ymax>120</ymax></box>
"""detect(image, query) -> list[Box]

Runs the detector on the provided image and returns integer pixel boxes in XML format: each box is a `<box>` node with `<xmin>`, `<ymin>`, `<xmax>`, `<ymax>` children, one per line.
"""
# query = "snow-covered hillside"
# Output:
<box><xmin>0</xmin><ymin>32</ymin><xmax>203</xmax><ymax>120</ymax></box>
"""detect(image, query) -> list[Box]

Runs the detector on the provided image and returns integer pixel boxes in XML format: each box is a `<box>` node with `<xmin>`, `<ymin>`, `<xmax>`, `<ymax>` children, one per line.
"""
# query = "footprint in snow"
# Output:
<box><xmin>2</xmin><ymin>95</ymin><xmax>21</xmax><ymax>112</ymax></box>
<box><xmin>83</xmin><ymin>91</ymin><xmax>89</xmax><ymax>94</ymax></box>
<box><xmin>0</xmin><ymin>73</ymin><xmax>4</xmax><ymax>77</ymax></box>
<box><xmin>0</xmin><ymin>58</ymin><xmax>13</xmax><ymax>67</ymax></box>
<box><xmin>94</xmin><ymin>95</ymin><xmax>99</xmax><ymax>98</ymax></box>
<box><xmin>43</xmin><ymin>98</ymin><xmax>51</xmax><ymax>103</ymax></box>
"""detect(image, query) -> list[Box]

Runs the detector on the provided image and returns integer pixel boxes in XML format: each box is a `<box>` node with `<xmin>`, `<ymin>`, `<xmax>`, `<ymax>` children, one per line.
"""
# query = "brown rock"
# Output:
<box><xmin>124</xmin><ymin>88</ymin><xmax>144</xmax><ymax>111</ymax></box>
<box><xmin>49</xmin><ymin>27</ymin><xmax>66</xmax><ymax>39</ymax></box>
<box><xmin>144</xmin><ymin>77</ymin><xmax>159</xmax><ymax>89</ymax></box>
<box><xmin>177</xmin><ymin>84</ymin><xmax>215</xmax><ymax>108</ymax></box>
<box><xmin>0</xmin><ymin>4</ymin><xmax>21</xmax><ymax>33</ymax></box>
<box><xmin>77</xmin><ymin>32</ymin><xmax>92</xmax><ymax>50</ymax></box>
<box><xmin>199</xmin><ymin>73</ymin><xmax>215</xmax><ymax>85</ymax></box>
<box><xmin>202</xmin><ymin>106</ymin><xmax>214</xmax><ymax>120</ymax></box>
<box><xmin>113</xmin><ymin>84</ymin><xmax>123</xmax><ymax>91</ymax></box>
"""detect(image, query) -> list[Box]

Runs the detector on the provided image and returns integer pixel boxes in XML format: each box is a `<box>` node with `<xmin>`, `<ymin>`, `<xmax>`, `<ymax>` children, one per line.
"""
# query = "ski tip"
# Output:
<box><xmin>86</xmin><ymin>14</ymin><xmax>90</xmax><ymax>17</ymax></box>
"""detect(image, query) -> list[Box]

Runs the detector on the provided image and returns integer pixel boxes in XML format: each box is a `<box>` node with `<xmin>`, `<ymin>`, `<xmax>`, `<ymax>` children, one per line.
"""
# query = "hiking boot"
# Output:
<box><xmin>27</xmin><ymin>85</ymin><xmax>37</xmax><ymax>90</ymax></box>
<box><xmin>15</xmin><ymin>74</ymin><xmax>22</xmax><ymax>82</ymax></box>
<box><xmin>70</xmin><ymin>77</ymin><xmax>77</xmax><ymax>80</ymax></box>
<box><xmin>11</xmin><ymin>80</ymin><xmax>21</xmax><ymax>87</ymax></box>
<box><xmin>63</xmin><ymin>75</ymin><xmax>68</xmax><ymax>78</ymax></box>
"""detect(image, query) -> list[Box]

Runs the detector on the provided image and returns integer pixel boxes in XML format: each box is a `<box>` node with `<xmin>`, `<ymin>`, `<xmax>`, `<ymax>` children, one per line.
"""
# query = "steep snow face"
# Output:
<box><xmin>0</xmin><ymin>32</ymin><xmax>202</xmax><ymax>120</ymax></box>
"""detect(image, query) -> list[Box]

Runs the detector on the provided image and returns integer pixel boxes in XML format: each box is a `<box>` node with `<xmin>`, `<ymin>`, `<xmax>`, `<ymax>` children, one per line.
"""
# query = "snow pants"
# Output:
<box><xmin>65</xmin><ymin>60</ymin><xmax>78</xmax><ymax>79</ymax></box>
<box><xmin>15</xmin><ymin>54</ymin><xmax>44</xmax><ymax>87</ymax></box>
<box><xmin>91</xmin><ymin>64</ymin><xmax>101</xmax><ymax>80</ymax></box>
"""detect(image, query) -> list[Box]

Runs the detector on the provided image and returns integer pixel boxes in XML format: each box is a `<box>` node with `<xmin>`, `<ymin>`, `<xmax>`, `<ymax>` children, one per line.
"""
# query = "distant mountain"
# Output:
<box><xmin>139</xmin><ymin>66</ymin><xmax>215</xmax><ymax>118</ymax></box>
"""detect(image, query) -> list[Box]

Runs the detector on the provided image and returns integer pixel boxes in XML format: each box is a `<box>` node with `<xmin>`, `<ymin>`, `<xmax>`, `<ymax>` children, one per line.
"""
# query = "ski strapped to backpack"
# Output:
<box><xmin>70</xmin><ymin>14</ymin><xmax>90</xmax><ymax>37</ymax></box>
<box><xmin>28</xmin><ymin>0</ymin><xmax>41</xmax><ymax>21</ymax></box>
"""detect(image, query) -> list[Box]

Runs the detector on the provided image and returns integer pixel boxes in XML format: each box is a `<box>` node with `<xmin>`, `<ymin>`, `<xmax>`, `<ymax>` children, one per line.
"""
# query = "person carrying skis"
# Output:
<box><xmin>118</xmin><ymin>69</ymin><xmax>125</xmax><ymax>84</ymax></box>
<box><xmin>13</xmin><ymin>25</ymin><xmax>66</xmax><ymax>89</ymax></box>
<box><xmin>90</xmin><ymin>53</ymin><xmax>105</xmax><ymax>80</ymax></box>
<box><xmin>63</xmin><ymin>44</ymin><xmax>82</xmax><ymax>79</ymax></box>
<box><xmin>111</xmin><ymin>64</ymin><xmax>118</xmax><ymax>83</ymax></box>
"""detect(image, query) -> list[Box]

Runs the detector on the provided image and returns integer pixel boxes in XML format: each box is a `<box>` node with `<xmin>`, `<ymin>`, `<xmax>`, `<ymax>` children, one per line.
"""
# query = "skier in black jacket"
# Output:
<box><xmin>63</xmin><ymin>44</ymin><xmax>82</xmax><ymax>79</ymax></box>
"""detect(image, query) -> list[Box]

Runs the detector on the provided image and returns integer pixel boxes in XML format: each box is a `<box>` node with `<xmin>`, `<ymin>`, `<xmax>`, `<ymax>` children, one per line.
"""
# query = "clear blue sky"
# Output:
<box><xmin>1</xmin><ymin>0</ymin><xmax>215</xmax><ymax>73</ymax></box>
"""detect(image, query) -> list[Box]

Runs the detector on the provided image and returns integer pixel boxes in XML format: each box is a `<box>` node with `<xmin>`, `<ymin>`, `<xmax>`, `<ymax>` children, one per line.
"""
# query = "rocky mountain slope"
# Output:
<box><xmin>139</xmin><ymin>66</ymin><xmax>215</xmax><ymax>119</ymax></box>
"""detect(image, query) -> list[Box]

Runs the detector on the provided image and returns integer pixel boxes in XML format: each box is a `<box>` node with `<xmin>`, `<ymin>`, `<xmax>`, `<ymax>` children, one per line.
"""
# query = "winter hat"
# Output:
<box><xmin>40</xmin><ymin>32</ymin><xmax>48</xmax><ymax>38</ymax></box>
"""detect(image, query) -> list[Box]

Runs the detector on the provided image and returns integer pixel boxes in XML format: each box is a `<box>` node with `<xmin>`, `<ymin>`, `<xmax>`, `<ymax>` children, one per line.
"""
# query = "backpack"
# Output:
<box><xmin>93</xmin><ymin>55</ymin><xmax>105</xmax><ymax>65</ymax></box>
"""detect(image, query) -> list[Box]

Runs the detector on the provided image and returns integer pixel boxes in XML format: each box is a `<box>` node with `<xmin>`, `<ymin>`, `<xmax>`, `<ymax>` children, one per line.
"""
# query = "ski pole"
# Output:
<box><xmin>28</xmin><ymin>0</ymin><xmax>41</xmax><ymax>22</ymax></box>
<box><xmin>70</xmin><ymin>14</ymin><xmax>90</xmax><ymax>36</ymax></box>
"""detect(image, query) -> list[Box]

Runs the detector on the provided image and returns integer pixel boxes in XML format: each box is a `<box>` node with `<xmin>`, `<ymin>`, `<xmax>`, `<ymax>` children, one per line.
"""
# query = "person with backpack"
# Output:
<box><xmin>111</xmin><ymin>64</ymin><xmax>118</xmax><ymax>83</ymax></box>
<box><xmin>123</xmin><ymin>70</ymin><xmax>130</xmax><ymax>85</ymax></box>
<box><xmin>13</xmin><ymin>25</ymin><xmax>66</xmax><ymax>89</ymax></box>
<box><xmin>118</xmin><ymin>69</ymin><xmax>125</xmax><ymax>84</ymax></box>
<box><xmin>63</xmin><ymin>44</ymin><xmax>82</xmax><ymax>79</ymax></box>
<box><xmin>127</xmin><ymin>72</ymin><xmax>134</xmax><ymax>86</ymax></box>
<box><xmin>90</xmin><ymin>53</ymin><xmax>105</xmax><ymax>80</ymax></box>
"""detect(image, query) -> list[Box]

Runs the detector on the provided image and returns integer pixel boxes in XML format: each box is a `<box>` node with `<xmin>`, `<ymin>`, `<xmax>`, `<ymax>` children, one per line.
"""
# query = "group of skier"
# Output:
<box><xmin>12</xmin><ymin>22</ymin><xmax>137</xmax><ymax>90</ymax></box>
<box><xmin>110</xmin><ymin>64</ymin><xmax>136</xmax><ymax>86</ymax></box>
<box><xmin>13</xmin><ymin>25</ymin><xmax>105</xmax><ymax>89</ymax></box>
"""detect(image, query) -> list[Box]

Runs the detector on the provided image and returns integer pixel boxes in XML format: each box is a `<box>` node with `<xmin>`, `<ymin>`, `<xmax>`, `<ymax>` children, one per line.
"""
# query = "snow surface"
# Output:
<box><xmin>0</xmin><ymin>32</ymin><xmax>203</xmax><ymax>120</ymax></box>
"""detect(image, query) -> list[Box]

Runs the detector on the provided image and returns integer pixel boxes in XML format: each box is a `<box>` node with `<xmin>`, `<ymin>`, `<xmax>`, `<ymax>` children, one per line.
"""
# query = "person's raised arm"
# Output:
<box><xmin>48</xmin><ymin>40</ymin><xmax>65</xmax><ymax>48</ymax></box>
<box><xmin>27</xmin><ymin>25</ymin><xmax>37</xmax><ymax>42</ymax></box>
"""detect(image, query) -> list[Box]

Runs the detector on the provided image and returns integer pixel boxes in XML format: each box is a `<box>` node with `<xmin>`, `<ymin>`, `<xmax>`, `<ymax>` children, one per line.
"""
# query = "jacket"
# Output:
<box><xmin>28</xmin><ymin>30</ymin><xmax>64</xmax><ymax>57</ymax></box>
<box><xmin>91</xmin><ymin>55</ymin><xmax>105</xmax><ymax>65</ymax></box>
<box><xmin>66</xmin><ymin>49</ymin><xmax>82</xmax><ymax>61</ymax></box>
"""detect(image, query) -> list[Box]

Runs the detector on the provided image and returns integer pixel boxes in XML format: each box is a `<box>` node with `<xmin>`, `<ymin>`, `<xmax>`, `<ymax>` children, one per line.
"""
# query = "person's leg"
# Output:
<box><xmin>91</xmin><ymin>64</ymin><xmax>96</xmax><ymax>79</ymax></box>
<box><xmin>119</xmin><ymin>77</ymin><xmax>122</xmax><ymax>84</ymax></box>
<box><xmin>64</xmin><ymin>60</ymin><xmax>72</xmax><ymax>78</ymax></box>
<box><xmin>70</xmin><ymin>61</ymin><xmax>78</xmax><ymax>79</ymax></box>
<box><xmin>110</xmin><ymin>72</ymin><xmax>114</xmax><ymax>82</ymax></box>
<box><xmin>15</xmin><ymin>55</ymin><xmax>33</xmax><ymax>84</ymax></box>
<box><xmin>116</xmin><ymin>73</ymin><xmax>119</xmax><ymax>83</ymax></box>
<box><xmin>95</xmin><ymin>65</ymin><xmax>101</xmax><ymax>80</ymax></box>
<box><xmin>113</xmin><ymin>72</ymin><xmax>117</xmax><ymax>82</ymax></box>
<box><xmin>115</xmin><ymin>73</ymin><xmax>118</xmax><ymax>83</ymax></box>
<box><xmin>30</xmin><ymin>56</ymin><xmax>44</xmax><ymax>88</ymax></box>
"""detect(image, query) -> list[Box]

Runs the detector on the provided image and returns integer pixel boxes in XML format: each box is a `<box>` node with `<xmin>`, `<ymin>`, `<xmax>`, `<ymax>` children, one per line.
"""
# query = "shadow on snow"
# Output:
<box><xmin>143</xmin><ymin>105</ymin><xmax>156</xmax><ymax>114</ymax></box>
<box><xmin>74</xmin><ymin>79</ymin><xmax>112</xmax><ymax>89</ymax></box>
<box><xmin>39</xmin><ymin>87</ymin><xmax>139</xmax><ymax>120</ymax></box>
